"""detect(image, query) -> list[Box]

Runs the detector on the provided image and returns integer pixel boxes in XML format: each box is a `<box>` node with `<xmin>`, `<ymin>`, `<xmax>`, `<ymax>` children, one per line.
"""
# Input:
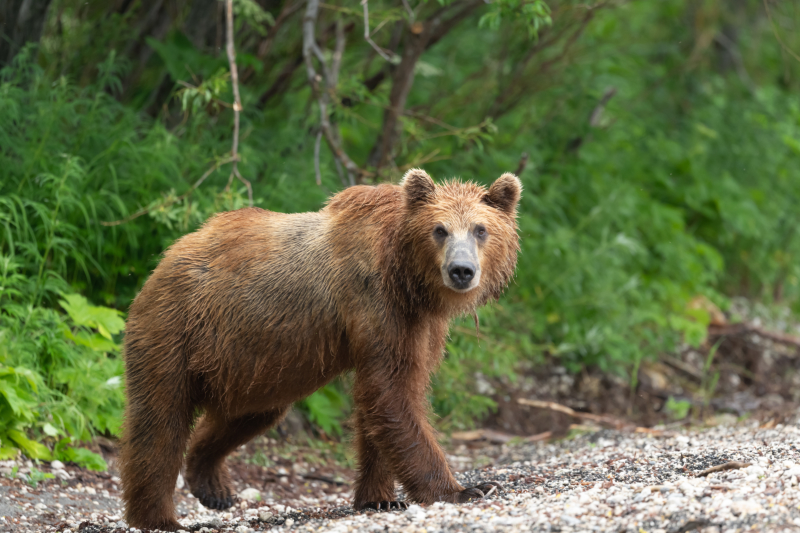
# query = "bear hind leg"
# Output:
<box><xmin>186</xmin><ymin>408</ymin><xmax>287</xmax><ymax>510</ymax></box>
<box><xmin>119</xmin><ymin>381</ymin><xmax>195</xmax><ymax>532</ymax></box>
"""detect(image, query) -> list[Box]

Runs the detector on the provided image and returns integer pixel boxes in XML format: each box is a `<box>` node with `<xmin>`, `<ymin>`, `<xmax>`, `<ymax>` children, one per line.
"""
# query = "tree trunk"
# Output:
<box><xmin>0</xmin><ymin>0</ymin><xmax>54</xmax><ymax>66</ymax></box>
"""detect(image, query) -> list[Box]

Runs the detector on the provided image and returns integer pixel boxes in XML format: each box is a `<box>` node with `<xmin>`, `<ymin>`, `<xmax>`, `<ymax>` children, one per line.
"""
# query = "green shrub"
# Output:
<box><xmin>0</xmin><ymin>257</ymin><xmax>121</xmax><ymax>467</ymax></box>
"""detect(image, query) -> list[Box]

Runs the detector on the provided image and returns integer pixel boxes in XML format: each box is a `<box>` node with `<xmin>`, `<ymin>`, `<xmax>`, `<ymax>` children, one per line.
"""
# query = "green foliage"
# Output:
<box><xmin>2</xmin><ymin>0</ymin><xmax>800</xmax><ymax>446</ymax></box>
<box><xmin>479</xmin><ymin>0</ymin><xmax>552</xmax><ymax>38</ymax></box>
<box><xmin>297</xmin><ymin>382</ymin><xmax>351</xmax><ymax>437</ymax></box>
<box><xmin>24</xmin><ymin>465</ymin><xmax>55</xmax><ymax>488</ymax></box>
<box><xmin>664</xmin><ymin>397</ymin><xmax>692</xmax><ymax>421</ymax></box>
<box><xmin>0</xmin><ymin>256</ymin><xmax>123</xmax><ymax>463</ymax></box>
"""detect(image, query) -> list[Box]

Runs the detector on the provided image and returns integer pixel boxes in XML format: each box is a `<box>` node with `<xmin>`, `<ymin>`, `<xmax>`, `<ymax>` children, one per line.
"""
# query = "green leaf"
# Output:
<box><xmin>59</xmin><ymin>446</ymin><xmax>107</xmax><ymax>471</ymax></box>
<box><xmin>7</xmin><ymin>430</ymin><xmax>52</xmax><ymax>460</ymax></box>
<box><xmin>0</xmin><ymin>447</ymin><xmax>18</xmax><ymax>460</ymax></box>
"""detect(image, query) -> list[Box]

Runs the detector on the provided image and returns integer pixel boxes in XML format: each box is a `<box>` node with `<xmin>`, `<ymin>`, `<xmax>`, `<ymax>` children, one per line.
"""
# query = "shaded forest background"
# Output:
<box><xmin>1</xmin><ymin>0</ymin><xmax>800</xmax><ymax>466</ymax></box>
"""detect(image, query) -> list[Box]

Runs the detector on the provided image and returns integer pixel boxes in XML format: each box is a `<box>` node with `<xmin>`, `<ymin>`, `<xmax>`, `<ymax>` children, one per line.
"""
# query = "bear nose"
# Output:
<box><xmin>448</xmin><ymin>262</ymin><xmax>475</xmax><ymax>288</ymax></box>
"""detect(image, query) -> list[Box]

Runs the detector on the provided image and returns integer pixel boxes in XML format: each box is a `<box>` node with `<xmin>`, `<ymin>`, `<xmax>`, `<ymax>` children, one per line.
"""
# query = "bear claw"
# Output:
<box><xmin>363</xmin><ymin>501</ymin><xmax>409</xmax><ymax>511</ymax></box>
<box><xmin>456</xmin><ymin>481</ymin><xmax>504</xmax><ymax>503</ymax></box>
<box><xmin>193</xmin><ymin>487</ymin><xmax>235</xmax><ymax>510</ymax></box>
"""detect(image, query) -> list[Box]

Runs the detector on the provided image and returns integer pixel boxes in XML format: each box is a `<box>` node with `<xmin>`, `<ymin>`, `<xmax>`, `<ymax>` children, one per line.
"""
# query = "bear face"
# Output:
<box><xmin>400</xmin><ymin>169</ymin><xmax>522</xmax><ymax>313</ymax></box>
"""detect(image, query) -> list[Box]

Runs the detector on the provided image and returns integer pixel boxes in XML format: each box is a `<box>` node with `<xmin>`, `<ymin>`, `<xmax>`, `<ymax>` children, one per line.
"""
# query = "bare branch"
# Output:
<box><xmin>314</xmin><ymin>129</ymin><xmax>323</xmax><ymax>186</ymax></box>
<box><xmin>763</xmin><ymin>0</ymin><xmax>800</xmax><ymax>64</ymax></box>
<box><xmin>303</xmin><ymin>0</ymin><xmax>365</xmax><ymax>184</ymax></box>
<box><xmin>589</xmin><ymin>86</ymin><xmax>617</xmax><ymax>127</ymax></box>
<box><xmin>401</xmin><ymin>0</ymin><xmax>416</xmax><ymax>23</ymax></box>
<box><xmin>361</xmin><ymin>0</ymin><xmax>394</xmax><ymax>62</ymax></box>
<box><xmin>224</xmin><ymin>0</ymin><xmax>253</xmax><ymax>206</ymax></box>
<box><xmin>713</xmin><ymin>33</ymin><xmax>756</xmax><ymax>93</ymax></box>
<box><xmin>515</xmin><ymin>153</ymin><xmax>529</xmax><ymax>176</ymax></box>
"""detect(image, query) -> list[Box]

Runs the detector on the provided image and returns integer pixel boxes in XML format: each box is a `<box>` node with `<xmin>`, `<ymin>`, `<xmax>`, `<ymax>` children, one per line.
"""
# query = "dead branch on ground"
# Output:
<box><xmin>517</xmin><ymin>398</ymin><xmax>630</xmax><ymax>429</ymax></box>
<box><xmin>708</xmin><ymin>323</ymin><xmax>800</xmax><ymax>350</ymax></box>
<box><xmin>695</xmin><ymin>461</ymin><xmax>752</xmax><ymax>477</ymax></box>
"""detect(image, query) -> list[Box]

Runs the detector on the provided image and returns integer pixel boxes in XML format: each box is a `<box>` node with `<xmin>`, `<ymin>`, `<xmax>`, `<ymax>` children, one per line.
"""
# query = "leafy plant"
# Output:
<box><xmin>25</xmin><ymin>465</ymin><xmax>55</xmax><ymax>488</ymax></box>
<box><xmin>664</xmin><ymin>397</ymin><xmax>692</xmax><ymax>421</ymax></box>
<box><xmin>297</xmin><ymin>382</ymin><xmax>351</xmax><ymax>437</ymax></box>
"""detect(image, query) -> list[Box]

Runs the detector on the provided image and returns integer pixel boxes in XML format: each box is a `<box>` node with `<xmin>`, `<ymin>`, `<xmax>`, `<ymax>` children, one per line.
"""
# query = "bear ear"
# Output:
<box><xmin>484</xmin><ymin>173</ymin><xmax>522</xmax><ymax>215</ymax></box>
<box><xmin>401</xmin><ymin>168</ymin><xmax>436</xmax><ymax>208</ymax></box>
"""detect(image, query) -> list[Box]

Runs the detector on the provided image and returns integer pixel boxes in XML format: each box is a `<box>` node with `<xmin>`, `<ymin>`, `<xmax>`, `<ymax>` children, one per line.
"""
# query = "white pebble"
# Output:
<box><xmin>240</xmin><ymin>487</ymin><xmax>261</xmax><ymax>502</ymax></box>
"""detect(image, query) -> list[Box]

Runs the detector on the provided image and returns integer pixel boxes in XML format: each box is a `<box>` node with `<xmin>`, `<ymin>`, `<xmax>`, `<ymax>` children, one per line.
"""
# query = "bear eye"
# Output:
<box><xmin>434</xmin><ymin>226</ymin><xmax>448</xmax><ymax>238</ymax></box>
<box><xmin>475</xmin><ymin>225</ymin><xmax>487</xmax><ymax>239</ymax></box>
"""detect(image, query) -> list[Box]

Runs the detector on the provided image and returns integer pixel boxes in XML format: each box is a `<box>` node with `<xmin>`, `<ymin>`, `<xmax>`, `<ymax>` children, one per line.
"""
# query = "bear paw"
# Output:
<box><xmin>452</xmin><ymin>481</ymin><xmax>503</xmax><ymax>503</ymax></box>
<box><xmin>194</xmin><ymin>487</ymin><xmax>236</xmax><ymax>510</ymax></box>
<box><xmin>189</xmin><ymin>471</ymin><xmax>236</xmax><ymax>510</ymax></box>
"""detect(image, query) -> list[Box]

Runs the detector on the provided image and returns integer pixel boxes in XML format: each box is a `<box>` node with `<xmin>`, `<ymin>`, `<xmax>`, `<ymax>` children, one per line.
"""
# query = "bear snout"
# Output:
<box><xmin>448</xmin><ymin>261</ymin><xmax>476</xmax><ymax>289</ymax></box>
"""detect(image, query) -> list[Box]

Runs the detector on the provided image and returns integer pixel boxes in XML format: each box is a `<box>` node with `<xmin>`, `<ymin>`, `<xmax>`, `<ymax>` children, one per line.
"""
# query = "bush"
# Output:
<box><xmin>2</xmin><ymin>0</ymin><xmax>800</xmax><ymax>453</ymax></box>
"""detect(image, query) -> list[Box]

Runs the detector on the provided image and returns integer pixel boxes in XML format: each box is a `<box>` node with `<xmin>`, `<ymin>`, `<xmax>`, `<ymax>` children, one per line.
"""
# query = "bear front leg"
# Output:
<box><xmin>186</xmin><ymin>408</ymin><xmax>287</xmax><ymax>510</ymax></box>
<box><xmin>352</xmin><ymin>361</ymin><xmax>501</xmax><ymax>506</ymax></box>
<box><xmin>352</xmin><ymin>409</ymin><xmax>406</xmax><ymax>510</ymax></box>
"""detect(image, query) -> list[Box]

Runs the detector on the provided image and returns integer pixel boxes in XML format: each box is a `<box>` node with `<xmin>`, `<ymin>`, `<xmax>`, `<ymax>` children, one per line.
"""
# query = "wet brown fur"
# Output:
<box><xmin>118</xmin><ymin>170</ymin><xmax>521</xmax><ymax>531</ymax></box>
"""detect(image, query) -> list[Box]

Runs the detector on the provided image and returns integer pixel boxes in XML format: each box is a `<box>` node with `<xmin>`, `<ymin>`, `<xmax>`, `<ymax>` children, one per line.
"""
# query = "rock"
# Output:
<box><xmin>732</xmin><ymin>499</ymin><xmax>762</xmax><ymax>515</ymax></box>
<box><xmin>50</xmin><ymin>460</ymin><xmax>65</xmax><ymax>470</ymax></box>
<box><xmin>405</xmin><ymin>504</ymin><xmax>426</xmax><ymax>521</ymax></box>
<box><xmin>561</xmin><ymin>513</ymin><xmax>581</xmax><ymax>526</ymax></box>
<box><xmin>785</xmin><ymin>465</ymin><xmax>800</xmax><ymax>478</ymax></box>
<box><xmin>235</xmin><ymin>526</ymin><xmax>252</xmax><ymax>533</ymax></box>
<box><xmin>240</xmin><ymin>488</ymin><xmax>261</xmax><ymax>502</ymax></box>
<box><xmin>284</xmin><ymin>518</ymin><xmax>294</xmax><ymax>527</ymax></box>
<box><xmin>258</xmin><ymin>509</ymin><xmax>274</xmax><ymax>521</ymax></box>
<box><xmin>176</xmin><ymin>473</ymin><xmax>185</xmax><ymax>489</ymax></box>
<box><xmin>745</xmin><ymin>464</ymin><xmax>765</xmax><ymax>476</ymax></box>
<box><xmin>633</xmin><ymin>487</ymin><xmax>651</xmax><ymax>503</ymax></box>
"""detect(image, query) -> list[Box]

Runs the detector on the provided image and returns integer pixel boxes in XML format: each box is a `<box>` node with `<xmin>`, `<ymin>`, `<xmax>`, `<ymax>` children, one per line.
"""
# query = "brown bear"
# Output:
<box><xmin>118</xmin><ymin>169</ymin><xmax>522</xmax><ymax>531</ymax></box>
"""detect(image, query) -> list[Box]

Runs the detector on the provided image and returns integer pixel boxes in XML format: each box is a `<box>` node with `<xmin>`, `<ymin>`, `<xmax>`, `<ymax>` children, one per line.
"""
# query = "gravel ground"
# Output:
<box><xmin>2</xmin><ymin>421</ymin><xmax>799</xmax><ymax>533</ymax></box>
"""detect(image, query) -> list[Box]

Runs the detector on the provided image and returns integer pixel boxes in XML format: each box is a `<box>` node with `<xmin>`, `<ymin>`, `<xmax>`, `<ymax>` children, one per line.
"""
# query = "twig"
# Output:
<box><xmin>713</xmin><ymin>33</ymin><xmax>756</xmax><ymax>94</ymax></box>
<box><xmin>314</xmin><ymin>129</ymin><xmax>323</xmax><ymax>186</ymax></box>
<box><xmin>763</xmin><ymin>0</ymin><xmax>800</xmax><ymax>63</ymax></box>
<box><xmin>101</xmin><ymin>156</ymin><xmax>238</xmax><ymax>226</ymax></box>
<box><xmin>515</xmin><ymin>152</ymin><xmax>529</xmax><ymax>176</ymax></box>
<box><xmin>361</xmin><ymin>0</ymin><xmax>394</xmax><ymax>62</ymax></box>
<box><xmin>224</xmin><ymin>0</ymin><xmax>253</xmax><ymax>206</ymax></box>
<box><xmin>517</xmin><ymin>398</ymin><xmax>630</xmax><ymax>429</ymax></box>
<box><xmin>589</xmin><ymin>86</ymin><xmax>617</xmax><ymax>127</ymax></box>
<box><xmin>303</xmin><ymin>0</ymin><xmax>364</xmax><ymax>184</ymax></box>
<box><xmin>695</xmin><ymin>461</ymin><xmax>751</xmax><ymax>478</ymax></box>
<box><xmin>401</xmin><ymin>0</ymin><xmax>416</xmax><ymax>22</ymax></box>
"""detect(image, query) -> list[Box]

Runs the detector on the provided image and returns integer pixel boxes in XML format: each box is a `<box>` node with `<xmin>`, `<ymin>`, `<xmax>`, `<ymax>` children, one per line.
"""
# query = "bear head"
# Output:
<box><xmin>400</xmin><ymin>168</ymin><xmax>521</xmax><ymax>313</ymax></box>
